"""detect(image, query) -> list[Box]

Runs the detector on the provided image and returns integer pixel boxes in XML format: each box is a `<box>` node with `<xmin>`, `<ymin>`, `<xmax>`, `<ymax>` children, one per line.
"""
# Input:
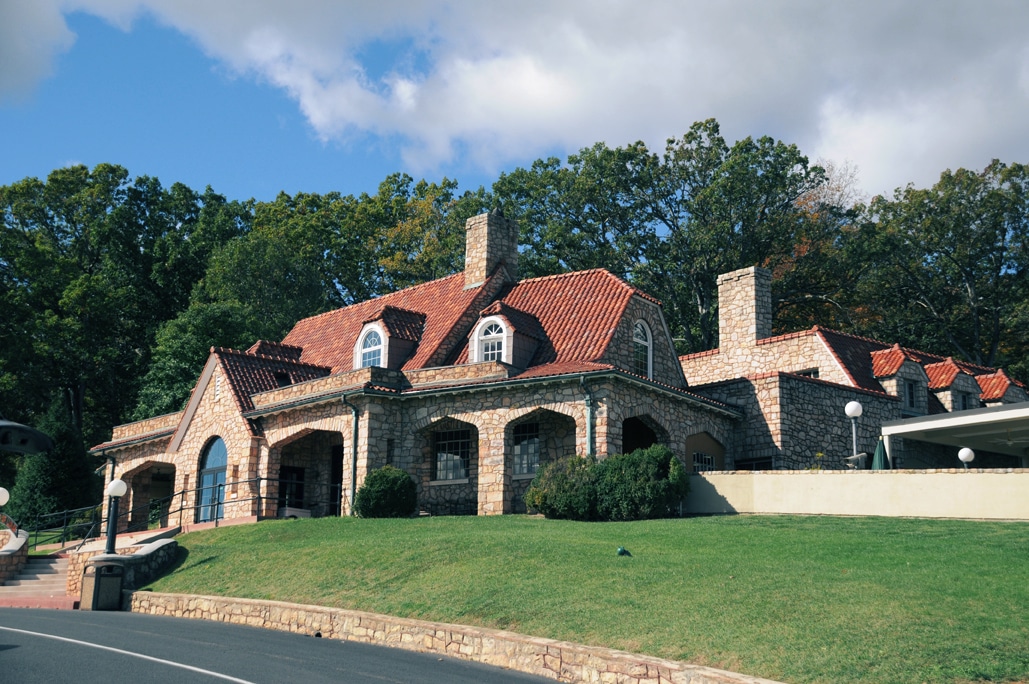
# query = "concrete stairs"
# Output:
<box><xmin>0</xmin><ymin>555</ymin><xmax>78</xmax><ymax>609</ymax></box>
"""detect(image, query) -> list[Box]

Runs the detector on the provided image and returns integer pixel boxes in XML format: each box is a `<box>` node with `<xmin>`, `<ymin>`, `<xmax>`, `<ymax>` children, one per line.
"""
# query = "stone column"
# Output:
<box><xmin>477</xmin><ymin>424</ymin><xmax>508</xmax><ymax>515</ymax></box>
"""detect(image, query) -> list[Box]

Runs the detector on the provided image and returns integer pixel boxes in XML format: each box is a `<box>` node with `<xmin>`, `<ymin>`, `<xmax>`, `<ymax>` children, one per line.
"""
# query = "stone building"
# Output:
<box><xmin>679</xmin><ymin>266</ymin><xmax>1029</xmax><ymax>470</ymax></box>
<box><xmin>93</xmin><ymin>212</ymin><xmax>741</xmax><ymax>523</ymax></box>
<box><xmin>92</xmin><ymin>218</ymin><xmax>1027</xmax><ymax>526</ymax></box>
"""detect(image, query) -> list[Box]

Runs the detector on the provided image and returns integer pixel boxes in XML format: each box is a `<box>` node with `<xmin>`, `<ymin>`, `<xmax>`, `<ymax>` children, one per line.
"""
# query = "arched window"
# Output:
<box><xmin>197</xmin><ymin>438</ymin><xmax>227</xmax><ymax>523</ymax></box>
<box><xmin>361</xmin><ymin>330</ymin><xmax>383</xmax><ymax>368</ymax></box>
<box><xmin>633</xmin><ymin>321</ymin><xmax>651</xmax><ymax>378</ymax></box>
<box><xmin>480</xmin><ymin>322</ymin><xmax>505</xmax><ymax>362</ymax></box>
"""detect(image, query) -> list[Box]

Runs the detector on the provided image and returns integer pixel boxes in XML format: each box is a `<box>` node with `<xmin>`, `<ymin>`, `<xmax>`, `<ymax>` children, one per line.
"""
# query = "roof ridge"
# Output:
<box><xmin>292</xmin><ymin>273</ymin><xmax>464</xmax><ymax>324</ymax></box>
<box><xmin>516</xmin><ymin>268</ymin><xmax>660</xmax><ymax>305</ymax></box>
<box><xmin>213</xmin><ymin>346</ymin><xmax>330</xmax><ymax>371</ymax></box>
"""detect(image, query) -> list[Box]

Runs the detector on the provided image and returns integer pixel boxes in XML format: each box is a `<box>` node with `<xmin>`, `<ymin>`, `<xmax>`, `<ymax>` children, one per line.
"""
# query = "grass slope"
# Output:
<box><xmin>147</xmin><ymin>515</ymin><xmax>1029</xmax><ymax>684</ymax></box>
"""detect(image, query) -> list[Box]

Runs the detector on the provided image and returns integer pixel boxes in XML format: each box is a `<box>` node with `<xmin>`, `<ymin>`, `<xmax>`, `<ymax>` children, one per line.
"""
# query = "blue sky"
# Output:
<box><xmin>2</xmin><ymin>2</ymin><xmax>1029</xmax><ymax>204</ymax></box>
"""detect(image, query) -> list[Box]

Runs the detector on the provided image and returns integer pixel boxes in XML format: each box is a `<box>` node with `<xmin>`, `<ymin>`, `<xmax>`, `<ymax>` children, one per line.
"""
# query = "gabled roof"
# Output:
<box><xmin>478</xmin><ymin>301</ymin><xmax>547</xmax><ymax>341</ymax></box>
<box><xmin>870</xmin><ymin>343</ymin><xmax>914</xmax><ymax>378</ymax></box>
<box><xmin>924</xmin><ymin>358</ymin><xmax>966</xmax><ymax>389</ymax></box>
<box><xmin>282</xmin><ymin>271</ymin><xmax>503</xmax><ymax>373</ymax></box>
<box><xmin>214</xmin><ymin>347</ymin><xmax>331</xmax><ymax>416</ymax></box>
<box><xmin>976</xmin><ymin>369</ymin><xmax>1022</xmax><ymax>401</ymax></box>
<box><xmin>366</xmin><ymin>305</ymin><xmax>426</xmax><ymax>343</ymax></box>
<box><xmin>450</xmin><ymin>269</ymin><xmax>650</xmax><ymax>371</ymax></box>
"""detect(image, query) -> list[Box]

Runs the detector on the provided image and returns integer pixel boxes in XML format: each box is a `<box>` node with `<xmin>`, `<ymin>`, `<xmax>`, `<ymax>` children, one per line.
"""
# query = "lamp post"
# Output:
<box><xmin>104</xmin><ymin>479</ymin><xmax>127</xmax><ymax>555</ymax></box>
<box><xmin>958</xmin><ymin>447</ymin><xmax>975</xmax><ymax>470</ymax></box>
<box><xmin>845</xmin><ymin>401</ymin><xmax>863</xmax><ymax>460</ymax></box>
<box><xmin>0</xmin><ymin>487</ymin><xmax>8</xmax><ymax>507</ymax></box>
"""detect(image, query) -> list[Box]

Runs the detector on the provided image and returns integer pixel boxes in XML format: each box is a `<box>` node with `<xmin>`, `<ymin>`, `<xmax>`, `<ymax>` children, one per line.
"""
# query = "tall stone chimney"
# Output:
<box><xmin>716</xmin><ymin>266</ymin><xmax>772</xmax><ymax>347</ymax></box>
<box><xmin>464</xmin><ymin>210</ymin><xmax>519</xmax><ymax>289</ymax></box>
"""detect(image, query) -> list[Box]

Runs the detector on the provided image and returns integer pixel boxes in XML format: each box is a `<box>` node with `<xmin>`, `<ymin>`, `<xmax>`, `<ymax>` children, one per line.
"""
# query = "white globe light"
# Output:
<box><xmin>958</xmin><ymin>448</ymin><xmax>975</xmax><ymax>464</ymax></box>
<box><xmin>106</xmin><ymin>479</ymin><xmax>128</xmax><ymax>498</ymax></box>
<box><xmin>845</xmin><ymin>401</ymin><xmax>863</xmax><ymax>418</ymax></box>
<box><xmin>0</xmin><ymin>487</ymin><xmax>8</xmax><ymax>507</ymax></box>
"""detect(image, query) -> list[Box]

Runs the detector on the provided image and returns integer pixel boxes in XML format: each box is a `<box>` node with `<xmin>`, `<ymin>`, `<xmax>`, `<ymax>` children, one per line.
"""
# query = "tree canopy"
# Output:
<box><xmin>1</xmin><ymin>121</ymin><xmax>1026</xmax><ymax>519</ymax></box>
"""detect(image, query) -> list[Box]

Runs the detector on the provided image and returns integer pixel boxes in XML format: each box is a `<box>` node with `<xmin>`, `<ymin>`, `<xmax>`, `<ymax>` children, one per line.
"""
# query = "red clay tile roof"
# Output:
<box><xmin>870</xmin><ymin>343</ymin><xmax>910</xmax><ymax>378</ymax></box>
<box><xmin>479</xmin><ymin>301</ymin><xmax>547</xmax><ymax>340</ymax></box>
<box><xmin>245</xmin><ymin>340</ymin><xmax>304</xmax><ymax>362</ymax></box>
<box><xmin>924</xmin><ymin>358</ymin><xmax>964</xmax><ymax>389</ymax></box>
<box><xmin>368</xmin><ymin>305</ymin><xmax>426</xmax><ymax>342</ymax></box>
<box><xmin>490</xmin><ymin>269</ymin><xmax>641</xmax><ymax>367</ymax></box>
<box><xmin>976</xmin><ymin>369</ymin><xmax>1020</xmax><ymax>401</ymax></box>
<box><xmin>214</xmin><ymin>347</ymin><xmax>330</xmax><ymax>414</ymax></box>
<box><xmin>282</xmin><ymin>272</ymin><xmax>500</xmax><ymax>373</ymax></box>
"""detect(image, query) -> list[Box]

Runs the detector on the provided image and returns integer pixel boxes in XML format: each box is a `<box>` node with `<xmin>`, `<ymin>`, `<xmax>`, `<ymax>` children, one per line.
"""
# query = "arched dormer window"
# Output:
<box><xmin>633</xmin><ymin>321</ymin><xmax>652</xmax><ymax>378</ymax></box>
<box><xmin>472</xmin><ymin>316</ymin><xmax>509</xmax><ymax>364</ymax></box>
<box><xmin>359</xmin><ymin>328</ymin><xmax>383</xmax><ymax>368</ymax></box>
<box><xmin>481</xmin><ymin>322</ymin><xmax>504</xmax><ymax>362</ymax></box>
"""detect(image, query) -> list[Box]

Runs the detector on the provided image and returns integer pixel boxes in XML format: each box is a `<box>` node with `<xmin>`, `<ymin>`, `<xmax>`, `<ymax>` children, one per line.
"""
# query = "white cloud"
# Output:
<box><xmin>0</xmin><ymin>1</ymin><xmax>75</xmax><ymax>101</ymax></box>
<box><xmin>4</xmin><ymin>0</ymin><xmax>1029</xmax><ymax>195</ymax></box>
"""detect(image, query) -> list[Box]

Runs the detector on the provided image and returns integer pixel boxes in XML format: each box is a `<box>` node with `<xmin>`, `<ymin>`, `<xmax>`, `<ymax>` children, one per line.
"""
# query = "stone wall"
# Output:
<box><xmin>128</xmin><ymin>592</ymin><xmax>783</xmax><ymax>684</ymax></box>
<box><xmin>0</xmin><ymin>530</ymin><xmax>28</xmax><ymax>584</ymax></box>
<box><xmin>694</xmin><ymin>373</ymin><xmax>899</xmax><ymax>470</ymax></box>
<box><xmin>604</xmin><ymin>296</ymin><xmax>686</xmax><ymax>387</ymax></box>
<box><xmin>687</xmin><ymin>469</ymin><xmax>1029</xmax><ymax>520</ymax></box>
<box><xmin>111</xmin><ymin>411</ymin><xmax>183</xmax><ymax>441</ymax></box>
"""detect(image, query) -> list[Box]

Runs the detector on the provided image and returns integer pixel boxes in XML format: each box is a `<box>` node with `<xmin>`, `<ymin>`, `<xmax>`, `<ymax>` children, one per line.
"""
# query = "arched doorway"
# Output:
<box><xmin>197</xmin><ymin>437</ymin><xmax>227</xmax><ymax>523</ymax></box>
<box><xmin>622</xmin><ymin>416</ymin><xmax>660</xmax><ymax>454</ymax></box>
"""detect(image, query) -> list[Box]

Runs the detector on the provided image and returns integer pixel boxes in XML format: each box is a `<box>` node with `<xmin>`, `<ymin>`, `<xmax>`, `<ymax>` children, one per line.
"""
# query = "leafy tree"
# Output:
<box><xmin>5</xmin><ymin>400</ymin><xmax>101</xmax><ymax>524</ymax></box>
<box><xmin>850</xmin><ymin>161</ymin><xmax>1029</xmax><ymax>371</ymax></box>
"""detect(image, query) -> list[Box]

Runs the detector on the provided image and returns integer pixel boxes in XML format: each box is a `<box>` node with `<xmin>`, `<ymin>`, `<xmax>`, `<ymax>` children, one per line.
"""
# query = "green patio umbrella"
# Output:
<box><xmin>871</xmin><ymin>438</ymin><xmax>890</xmax><ymax>470</ymax></box>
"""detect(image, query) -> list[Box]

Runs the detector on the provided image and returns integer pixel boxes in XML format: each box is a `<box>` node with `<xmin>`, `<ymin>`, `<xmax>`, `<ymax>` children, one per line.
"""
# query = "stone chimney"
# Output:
<box><xmin>716</xmin><ymin>266</ymin><xmax>772</xmax><ymax>347</ymax></box>
<box><xmin>464</xmin><ymin>210</ymin><xmax>519</xmax><ymax>289</ymax></box>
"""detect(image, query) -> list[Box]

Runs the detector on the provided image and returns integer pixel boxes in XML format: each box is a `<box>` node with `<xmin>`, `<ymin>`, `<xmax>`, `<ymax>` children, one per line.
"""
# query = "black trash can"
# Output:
<box><xmin>80</xmin><ymin>559</ymin><xmax>125</xmax><ymax>611</ymax></box>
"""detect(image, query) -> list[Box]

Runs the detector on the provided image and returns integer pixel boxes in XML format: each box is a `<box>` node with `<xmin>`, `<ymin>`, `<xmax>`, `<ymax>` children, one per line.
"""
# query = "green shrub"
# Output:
<box><xmin>595</xmin><ymin>445</ymin><xmax>686</xmax><ymax>521</ymax></box>
<box><xmin>524</xmin><ymin>445</ymin><xmax>689</xmax><ymax>522</ymax></box>
<box><xmin>524</xmin><ymin>456</ymin><xmax>598</xmax><ymax>520</ymax></box>
<box><xmin>353</xmin><ymin>465</ymin><xmax>417</xmax><ymax>518</ymax></box>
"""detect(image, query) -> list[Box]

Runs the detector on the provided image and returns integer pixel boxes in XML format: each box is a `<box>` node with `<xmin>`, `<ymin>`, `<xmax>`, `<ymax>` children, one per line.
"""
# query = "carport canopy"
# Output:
<box><xmin>881</xmin><ymin>402</ymin><xmax>1029</xmax><ymax>467</ymax></box>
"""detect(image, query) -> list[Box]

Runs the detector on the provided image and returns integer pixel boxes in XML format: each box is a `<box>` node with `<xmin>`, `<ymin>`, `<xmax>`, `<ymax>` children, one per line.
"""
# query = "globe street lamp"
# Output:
<box><xmin>845</xmin><ymin>401</ymin><xmax>863</xmax><ymax>463</ymax></box>
<box><xmin>104</xmin><ymin>479</ymin><xmax>128</xmax><ymax>555</ymax></box>
<box><xmin>958</xmin><ymin>447</ymin><xmax>975</xmax><ymax>470</ymax></box>
<box><xmin>0</xmin><ymin>487</ymin><xmax>8</xmax><ymax>507</ymax></box>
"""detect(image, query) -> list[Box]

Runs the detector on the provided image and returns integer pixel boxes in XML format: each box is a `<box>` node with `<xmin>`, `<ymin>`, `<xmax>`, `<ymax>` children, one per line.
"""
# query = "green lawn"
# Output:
<box><xmin>147</xmin><ymin>515</ymin><xmax>1029</xmax><ymax>684</ymax></box>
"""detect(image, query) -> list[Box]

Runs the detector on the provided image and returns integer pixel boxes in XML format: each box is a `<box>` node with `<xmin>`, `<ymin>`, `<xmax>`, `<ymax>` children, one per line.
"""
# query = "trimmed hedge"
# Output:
<box><xmin>354</xmin><ymin>465</ymin><xmax>417</xmax><ymax>518</ymax></box>
<box><xmin>524</xmin><ymin>444</ymin><xmax>689</xmax><ymax>521</ymax></box>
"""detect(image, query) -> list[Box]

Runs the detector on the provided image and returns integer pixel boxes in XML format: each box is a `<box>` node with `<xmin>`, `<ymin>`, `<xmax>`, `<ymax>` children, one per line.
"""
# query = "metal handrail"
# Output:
<box><xmin>20</xmin><ymin>475</ymin><xmax>351</xmax><ymax>551</ymax></box>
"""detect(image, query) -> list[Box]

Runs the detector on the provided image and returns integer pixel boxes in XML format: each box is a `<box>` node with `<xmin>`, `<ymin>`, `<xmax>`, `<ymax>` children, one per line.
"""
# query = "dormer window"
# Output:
<box><xmin>472</xmin><ymin>316</ymin><xmax>511</xmax><ymax>364</ymax></box>
<box><xmin>633</xmin><ymin>321</ymin><xmax>652</xmax><ymax>378</ymax></box>
<box><xmin>481</xmin><ymin>323</ymin><xmax>504</xmax><ymax>362</ymax></box>
<box><xmin>360</xmin><ymin>329</ymin><xmax>383</xmax><ymax>368</ymax></box>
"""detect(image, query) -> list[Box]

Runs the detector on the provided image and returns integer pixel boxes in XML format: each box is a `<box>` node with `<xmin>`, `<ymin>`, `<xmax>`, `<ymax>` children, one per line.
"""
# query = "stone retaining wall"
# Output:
<box><xmin>0</xmin><ymin>530</ymin><xmax>28</xmax><ymax>584</ymax></box>
<box><xmin>128</xmin><ymin>592</ymin><xmax>783</xmax><ymax>684</ymax></box>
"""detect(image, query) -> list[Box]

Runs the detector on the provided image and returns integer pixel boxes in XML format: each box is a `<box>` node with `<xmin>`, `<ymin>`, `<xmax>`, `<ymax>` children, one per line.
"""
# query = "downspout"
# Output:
<box><xmin>341</xmin><ymin>395</ymin><xmax>359</xmax><ymax>516</ymax></box>
<box><xmin>580</xmin><ymin>376</ymin><xmax>595</xmax><ymax>458</ymax></box>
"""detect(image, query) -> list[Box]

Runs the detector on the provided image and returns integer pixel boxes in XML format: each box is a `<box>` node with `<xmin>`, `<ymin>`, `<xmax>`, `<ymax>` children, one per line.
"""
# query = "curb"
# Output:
<box><xmin>127</xmin><ymin>591</ymin><xmax>785</xmax><ymax>684</ymax></box>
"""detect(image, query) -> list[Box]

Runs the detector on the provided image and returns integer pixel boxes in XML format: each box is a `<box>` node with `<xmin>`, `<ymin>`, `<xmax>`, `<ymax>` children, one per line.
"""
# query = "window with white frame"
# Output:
<box><xmin>512</xmin><ymin>422</ymin><xmax>540</xmax><ymax>476</ymax></box>
<box><xmin>633</xmin><ymin>321</ymin><xmax>652</xmax><ymax>378</ymax></box>
<box><xmin>360</xmin><ymin>329</ymin><xmax>383</xmax><ymax>368</ymax></box>
<box><xmin>480</xmin><ymin>322</ymin><xmax>505</xmax><ymax>362</ymax></box>
<box><xmin>434</xmin><ymin>429</ymin><xmax>471</xmax><ymax>480</ymax></box>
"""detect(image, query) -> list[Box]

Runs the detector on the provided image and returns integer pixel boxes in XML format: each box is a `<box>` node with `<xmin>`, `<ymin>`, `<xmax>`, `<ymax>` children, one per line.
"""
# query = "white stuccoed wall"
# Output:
<box><xmin>688</xmin><ymin>470</ymin><xmax>1029</xmax><ymax>520</ymax></box>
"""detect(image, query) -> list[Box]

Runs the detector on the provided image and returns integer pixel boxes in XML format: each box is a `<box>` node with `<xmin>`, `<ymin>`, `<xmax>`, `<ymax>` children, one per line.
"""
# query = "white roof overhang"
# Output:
<box><xmin>881</xmin><ymin>401</ymin><xmax>1029</xmax><ymax>458</ymax></box>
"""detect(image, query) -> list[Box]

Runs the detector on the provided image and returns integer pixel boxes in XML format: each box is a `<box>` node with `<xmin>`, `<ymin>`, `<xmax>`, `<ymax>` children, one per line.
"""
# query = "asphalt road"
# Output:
<box><xmin>0</xmin><ymin>608</ymin><xmax>552</xmax><ymax>684</ymax></box>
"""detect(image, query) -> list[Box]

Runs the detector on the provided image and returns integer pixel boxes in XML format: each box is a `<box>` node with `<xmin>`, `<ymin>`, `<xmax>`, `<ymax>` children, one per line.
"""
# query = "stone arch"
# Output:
<box><xmin>504</xmin><ymin>408</ymin><xmax>577</xmax><ymax>514</ymax></box>
<box><xmin>621</xmin><ymin>414</ymin><xmax>670</xmax><ymax>455</ymax></box>
<box><xmin>275</xmin><ymin>429</ymin><xmax>345</xmax><ymax>518</ymax></box>
<box><xmin>684</xmin><ymin>432</ymin><xmax>726</xmax><ymax>472</ymax></box>
<box><xmin>417</xmin><ymin>416</ymin><xmax>479</xmax><ymax>516</ymax></box>
<box><xmin>118</xmin><ymin>460</ymin><xmax>177</xmax><ymax>532</ymax></box>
